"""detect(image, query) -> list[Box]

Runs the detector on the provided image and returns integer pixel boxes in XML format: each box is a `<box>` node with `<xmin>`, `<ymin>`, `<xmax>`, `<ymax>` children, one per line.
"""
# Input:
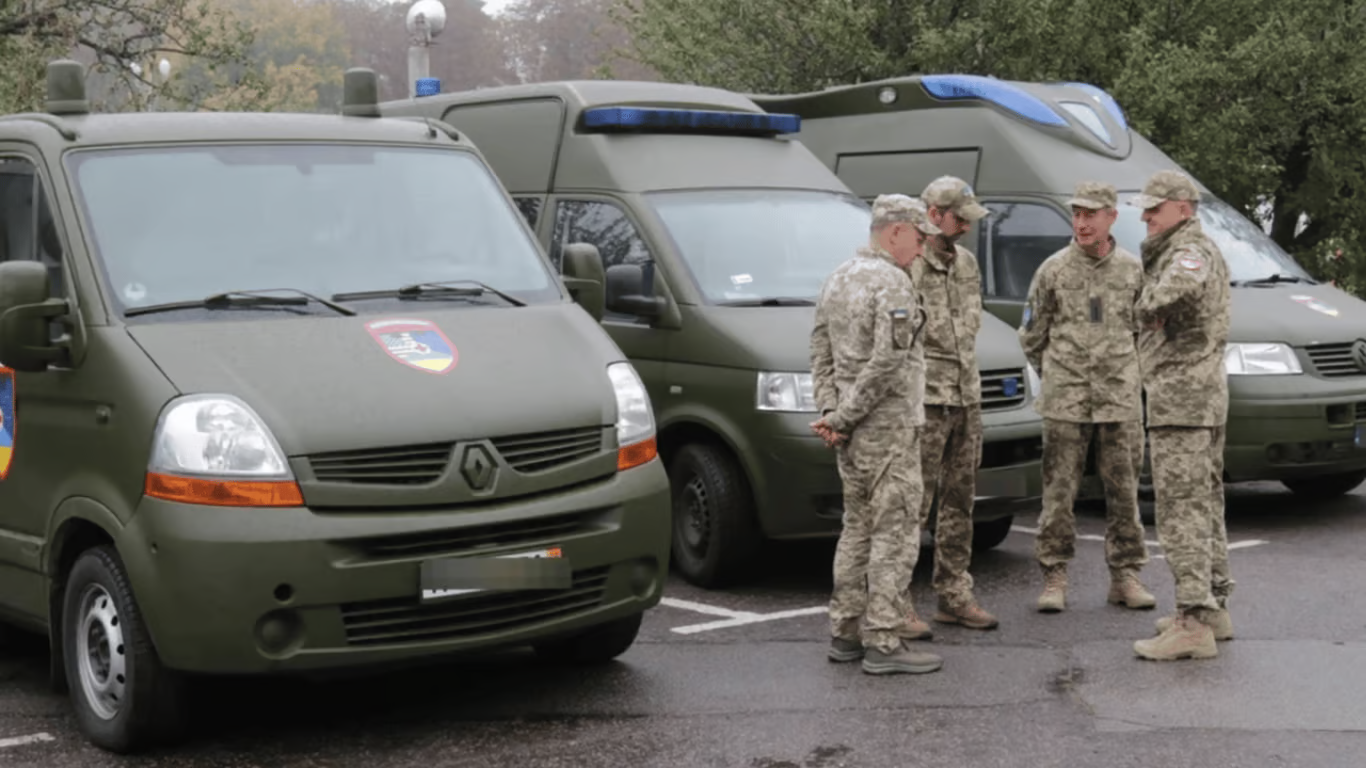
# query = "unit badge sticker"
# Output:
<box><xmin>365</xmin><ymin>318</ymin><xmax>458</xmax><ymax>374</ymax></box>
<box><xmin>0</xmin><ymin>367</ymin><xmax>13</xmax><ymax>481</ymax></box>
<box><xmin>1289</xmin><ymin>294</ymin><xmax>1340</xmax><ymax>318</ymax></box>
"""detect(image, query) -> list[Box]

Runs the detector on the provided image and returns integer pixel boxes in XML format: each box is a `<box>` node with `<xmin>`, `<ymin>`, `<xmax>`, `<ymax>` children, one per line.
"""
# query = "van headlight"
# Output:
<box><xmin>1224</xmin><ymin>343</ymin><xmax>1302</xmax><ymax>375</ymax></box>
<box><xmin>756</xmin><ymin>372</ymin><xmax>818</xmax><ymax>412</ymax></box>
<box><xmin>1026</xmin><ymin>363</ymin><xmax>1042</xmax><ymax>396</ymax></box>
<box><xmin>607</xmin><ymin>362</ymin><xmax>657</xmax><ymax>469</ymax></box>
<box><xmin>146</xmin><ymin>394</ymin><xmax>303</xmax><ymax>507</ymax></box>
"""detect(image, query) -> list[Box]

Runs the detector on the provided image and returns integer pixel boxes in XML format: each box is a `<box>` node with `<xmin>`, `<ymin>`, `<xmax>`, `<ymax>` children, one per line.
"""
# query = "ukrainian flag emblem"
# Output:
<box><xmin>0</xmin><ymin>368</ymin><xmax>13</xmax><ymax>481</ymax></box>
<box><xmin>365</xmin><ymin>318</ymin><xmax>459</xmax><ymax>374</ymax></box>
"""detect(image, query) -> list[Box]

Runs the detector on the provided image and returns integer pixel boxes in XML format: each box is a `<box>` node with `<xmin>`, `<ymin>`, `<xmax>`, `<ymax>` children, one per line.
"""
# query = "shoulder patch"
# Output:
<box><xmin>1178</xmin><ymin>255</ymin><xmax>1204</xmax><ymax>271</ymax></box>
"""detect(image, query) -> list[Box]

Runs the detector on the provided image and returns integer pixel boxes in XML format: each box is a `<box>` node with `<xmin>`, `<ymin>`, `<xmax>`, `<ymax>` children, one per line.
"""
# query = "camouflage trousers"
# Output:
<box><xmin>914</xmin><ymin>403</ymin><xmax>981</xmax><ymax>605</ymax></box>
<box><xmin>1036</xmin><ymin>419</ymin><xmax>1149</xmax><ymax>571</ymax></box>
<box><xmin>831</xmin><ymin>422</ymin><xmax>923</xmax><ymax>654</ymax></box>
<box><xmin>1149</xmin><ymin>425</ymin><xmax>1234</xmax><ymax>616</ymax></box>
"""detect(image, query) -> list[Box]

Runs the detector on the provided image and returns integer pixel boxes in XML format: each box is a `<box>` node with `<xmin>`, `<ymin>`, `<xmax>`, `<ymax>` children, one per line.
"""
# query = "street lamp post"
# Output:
<box><xmin>406</xmin><ymin>0</ymin><xmax>447</xmax><ymax>98</ymax></box>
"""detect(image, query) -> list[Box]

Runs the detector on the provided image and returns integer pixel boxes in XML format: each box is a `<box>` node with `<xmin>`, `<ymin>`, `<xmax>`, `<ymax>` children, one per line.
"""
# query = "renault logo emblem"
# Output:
<box><xmin>460</xmin><ymin>444</ymin><xmax>498</xmax><ymax>492</ymax></box>
<box><xmin>1352</xmin><ymin>339</ymin><xmax>1366</xmax><ymax>373</ymax></box>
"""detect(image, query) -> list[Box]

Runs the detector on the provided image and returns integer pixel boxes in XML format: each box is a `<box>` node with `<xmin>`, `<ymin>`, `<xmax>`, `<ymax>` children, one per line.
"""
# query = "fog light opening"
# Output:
<box><xmin>273</xmin><ymin>584</ymin><xmax>294</xmax><ymax>604</ymax></box>
<box><xmin>254</xmin><ymin>609</ymin><xmax>305</xmax><ymax>658</ymax></box>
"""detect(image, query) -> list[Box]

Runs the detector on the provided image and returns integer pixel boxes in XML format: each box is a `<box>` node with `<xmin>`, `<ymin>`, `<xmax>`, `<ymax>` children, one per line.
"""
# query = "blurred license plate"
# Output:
<box><xmin>1356</xmin><ymin>424</ymin><xmax>1364</xmax><ymax>450</ymax></box>
<box><xmin>420</xmin><ymin>548</ymin><xmax>570</xmax><ymax>601</ymax></box>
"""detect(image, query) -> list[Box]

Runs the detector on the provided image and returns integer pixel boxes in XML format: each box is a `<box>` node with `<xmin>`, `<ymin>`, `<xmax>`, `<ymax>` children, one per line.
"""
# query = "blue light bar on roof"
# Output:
<box><xmin>1062</xmin><ymin>82</ymin><xmax>1128</xmax><ymax>132</ymax></box>
<box><xmin>581</xmin><ymin>107</ymin><xmax>801</xmax><ymax>135</ymax></box>
<box><xmin>919</xmin><ymin>75</ymin><xmax>1068</xmax><ymax>128</ymax></box>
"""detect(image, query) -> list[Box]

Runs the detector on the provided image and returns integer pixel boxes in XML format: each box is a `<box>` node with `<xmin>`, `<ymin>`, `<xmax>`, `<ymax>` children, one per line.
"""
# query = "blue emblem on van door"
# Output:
<box><xmin>0</xmin><ymin>368</ymin><xmax>14</xmax><ymax>481</ymax></box>
<box><xmin>1002</xmin><ymin>377</ymin><xmax>1020</xmax><ymax>397</ymax></box>
<box><xmin>365</xmin><ymin>318</ymin><xmax>458</xmax><ymax>374</ymax></box>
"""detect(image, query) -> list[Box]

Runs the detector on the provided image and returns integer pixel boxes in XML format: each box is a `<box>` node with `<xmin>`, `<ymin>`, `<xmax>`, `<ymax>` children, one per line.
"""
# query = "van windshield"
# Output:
<box><xmin>646</xmin><ymin>189</ymin><xmax>871</xmax><ymax>304</ymax></box>
<box><xmin>1110</xmin><ymin>195</ymin><xmax>1316</xmax><ymax>284</ymax></box>
<box><xmin>66</xmin><ymin>144</ymin><xmax>562</xmax><ymax>315</ymax></box>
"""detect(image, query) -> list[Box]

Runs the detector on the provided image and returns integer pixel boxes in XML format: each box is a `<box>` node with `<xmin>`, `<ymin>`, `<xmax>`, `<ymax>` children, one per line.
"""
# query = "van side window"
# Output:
<box><xmin>549</xmin><ymin>200</ymin><xmax>653</xmax><ymax>274</ymax></box>
<box><xmin>514</xmin><ymin>197</ymin><xmax>542</xmax><ymax>229</ymax></box>
<box><xmin>983</xmin><ymin>202</ymin><xmax>1072</xmax><ymax>299</ymax></box>
<box><xmin>0</xmin><ymin>158</ymin><xmax>66</xmax><ymax>340</ymax></box>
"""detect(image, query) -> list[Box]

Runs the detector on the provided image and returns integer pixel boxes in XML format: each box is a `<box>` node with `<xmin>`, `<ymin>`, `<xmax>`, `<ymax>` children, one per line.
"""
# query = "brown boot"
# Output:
<box><xmin>1134</xmin><ymin>612</ymin><xmax>1217</xmax><ymax>661</ymax></box>
<box><xmin>934</xmin><ymin>596</ymin><xmax>999</xmax><ymax>630</ymax></box>
<box><xmin>1156</xmin><ymin>609</ymin><xmax>1233</xmax><ymax>640</ymax></box>
<box><xmin>897</xmin><ymin>609</ymin><xmax>933</xmax><ymax>641</ymax></box>
<box><xmin>1108</xmin><ymin>569</ymin><xmax>1157</xmax><ymax>610</ymax></box>
<box><xmin>1037</xmin><ymin>564</ymin><xmax>1067</xmax><ymax>613</ymax></box>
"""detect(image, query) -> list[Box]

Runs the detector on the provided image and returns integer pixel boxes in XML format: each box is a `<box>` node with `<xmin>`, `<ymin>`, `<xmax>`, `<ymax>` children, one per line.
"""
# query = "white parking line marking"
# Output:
<box><xmin>1011</xmin><ymin>526</ymin><xmax>1270</xmax><ymax>559</ymax></box>
<box><xmin>659</xmin><ymin>597</ymin><xmax>759</xmax><ymax>619</ymax></box>
<box><xmin>672</xmin><ymin>606</ymin><xmax>829</xmax><ymax>635</ymax></box>
<box><xmin>0</xmin><ymin>733</ymin><xmax>54</xmax><ymax>749</ymax></box>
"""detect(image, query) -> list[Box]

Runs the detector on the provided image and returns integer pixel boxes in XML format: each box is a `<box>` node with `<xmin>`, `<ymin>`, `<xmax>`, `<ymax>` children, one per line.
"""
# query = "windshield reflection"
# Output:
<box><xmin>67</xmin><ymin>144</ymin><xmax>561</xmax><ymax>316</ymax></box>
<box><xmin>1110</xmin><ymin>195</ymin><xmax>1315</xmax><ymax>283</ymax></box>
<box><xmin>646</xmin><ymin>189</ymin><xmax>871</xmax><ymax>304</ymax></box>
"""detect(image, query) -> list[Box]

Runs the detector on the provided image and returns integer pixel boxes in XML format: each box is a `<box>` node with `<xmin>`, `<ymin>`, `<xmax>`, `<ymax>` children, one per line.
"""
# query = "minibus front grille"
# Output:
<box><xmin>337</xmin><ymin>566</ymin><xmax>612</xmax><ymax>646</ymax></box>
<box><xmin>340</xmin><ymin>509</ymin><xmax>608</xmax><ymax>561</ymax></box>
<box><xmin>1305</xmin><ymin>343</ymin><xmax>1366</xmax><ymax>378</ymax></box>
<box><xmin>490</xmin><ymin>427</ymin><xmax>605</xmax><ymax>474</ymax></box>
<box><xmin>981</xmin><ymin>368</ymin><xmax>1028</xmax><ymax>411</ymax></box>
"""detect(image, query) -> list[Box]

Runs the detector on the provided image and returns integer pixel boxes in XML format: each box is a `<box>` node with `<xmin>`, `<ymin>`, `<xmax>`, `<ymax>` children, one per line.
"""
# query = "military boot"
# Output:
<box><xmin>933</xmin><ymin>596</ymin><xmax>999</xmax><ymax>630</ymax></box>
<box><xmin>897</xmin><ymin>609</ymin><xmax>934</xmax><ymax>641</ymax></box>
<box><xmin>861</xmin><ymin>641</ymin><xmax>944</xmax><ymax>676</ymax></box>
<box><xmin>1156</xmin><ymin>609</ymin><xmax>1234</xmax><ymax>641</ymax></box>
<box><xmin>1036</xmin><ymin>564</ymin><xmax>1067</xmax><ymax>613</ymax></box>
<box><xmin>828</xmin><ymin>636</ymin><xmax>864</xmax><ymax>663</ymax></box>
<box><xmin>1107</xmin><ymin>568</ymin><xmax>1157</xmax><ymax>610</ymax></box>
<box><xmin>1134</xmin><ymin>612</ymin><xmax>1217</xmax><ymax>661</ymax></box>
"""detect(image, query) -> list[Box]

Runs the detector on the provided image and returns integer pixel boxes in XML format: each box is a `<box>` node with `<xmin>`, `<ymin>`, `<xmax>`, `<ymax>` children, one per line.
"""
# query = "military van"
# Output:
<box><xmin>0</xmin><ymin>60</ymin><xmax>671</xmax><ymax>753</ymax></box>
<box><xmin>379</xmin><ymin>80</ymin><xmax>1045</xmax><ymax>589</ymax></box>
<box><xmin>751</xmin><ymin>75</ymin><xmax>1366</xmax><ymax>502</ymax></box>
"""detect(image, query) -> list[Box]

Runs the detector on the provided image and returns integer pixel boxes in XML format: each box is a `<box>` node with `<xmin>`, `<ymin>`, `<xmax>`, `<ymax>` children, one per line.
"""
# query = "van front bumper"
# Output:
<box><xmin>1225</xmin><ymin>387</ymin><xmax>1366</xmax><ymax>482</ymax></box>
<box><xmin>117</xmin><ymin>459</ymin><xmax>671</xmax><ymax>675</ymax></box>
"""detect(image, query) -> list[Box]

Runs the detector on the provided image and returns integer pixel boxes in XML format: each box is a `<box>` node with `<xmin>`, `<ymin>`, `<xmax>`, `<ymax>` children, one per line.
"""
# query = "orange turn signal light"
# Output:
<box><xmin>145</xmin><ymin>472</ymin><xmax>305</xmax><ymax>507</ymax></box>
<box><xmin>617</xmin><ymin>437</ymin><xmax>658</xmax><ymax>471</ymax></box>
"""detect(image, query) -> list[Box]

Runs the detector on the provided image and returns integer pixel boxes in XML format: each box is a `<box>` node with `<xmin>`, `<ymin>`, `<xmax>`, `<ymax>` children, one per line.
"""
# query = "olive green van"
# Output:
<box><xmin>752</xmin><ymin>75</ymin><xmax>1366</xmax><ymax>502</ymax></box>
<box><xmin>380</xmin><ymin>80</ymin><xmax>1045</xmax><ymax>589</ymax></box>
<box><xmin>0</xmin><ymin>61</ymin><xmax>670</xmax><ymax>753</ymax></box>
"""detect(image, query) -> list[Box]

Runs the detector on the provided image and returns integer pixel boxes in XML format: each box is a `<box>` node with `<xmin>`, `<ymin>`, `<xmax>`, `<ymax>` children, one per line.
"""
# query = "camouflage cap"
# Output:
<box><xmin>871</xmin><ymin>193</ymin><xmax>942</xmax><ymax>236</ymax></box>
<box><xmin>921</xmin><ymin>175</ymin><xmax>990</xmax><ymax>222</ymax></box>
<box><xmin>1129</xmin><ymin>169</ymin><xmax>1201</xmax><ymax>210</ymax></box>
<box><xmin>1067</xmin><ymin>180</ymin><xmax>1117</xmax><ymax>210</ymax></box>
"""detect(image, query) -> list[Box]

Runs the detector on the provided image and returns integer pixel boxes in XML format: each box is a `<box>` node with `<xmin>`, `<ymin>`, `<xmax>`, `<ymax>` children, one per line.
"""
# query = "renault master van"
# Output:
<box><xmin>752</xmin><ymin>75</ymin><xmax>1366</xmax><ymax>502</ymax></box>
<box><xmin>380</xmin><ymin>80</ymin><xmax>1046</xmax><ymax>589</ymax></box>
<box><xmin>0</xmin><ymin>61</ymin><xmax>670</xmax><ymax>754</ymax></box>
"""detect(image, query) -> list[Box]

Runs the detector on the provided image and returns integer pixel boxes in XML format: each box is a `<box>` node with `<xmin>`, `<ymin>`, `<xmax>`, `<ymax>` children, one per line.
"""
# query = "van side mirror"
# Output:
<box><xmin>559</xmin><ymin>242</ymin><xmax>605</xmax><ymax>322</ymax></box>
<box><xmin>605</xmin><ymin>262</ymin><xmax>666</xmax><ymax>319</ymax></box>
<box><xmin>0</xmin><ymin>261</ymin><xmax>69</xmax><ymax>372</ymax></box>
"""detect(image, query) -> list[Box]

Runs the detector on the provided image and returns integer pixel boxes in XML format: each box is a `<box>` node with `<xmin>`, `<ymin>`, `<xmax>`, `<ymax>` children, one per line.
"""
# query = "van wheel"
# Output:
<box><xmin>62</xmin><ymin>545</ymin><xmax>187</xmax><ymax>754</ymax></box>
<box><xmin>1281</xmin><ymin>470</ymin><xmax>1366</xmax><ymax>501</ymax></box>
<box><xmin>971</xmin><ymin>515</ymin><xmax>1014</xmax><ymax>553</ymax></box>
<box><xmin>533</xmin><ymin>612</ymin><xmax>642</xmax><ymax>664</ymax></box>
<box><xmin>668</xmin><ymin>442</ymin><xmax>761</xmax><ymax>588</ymax></box>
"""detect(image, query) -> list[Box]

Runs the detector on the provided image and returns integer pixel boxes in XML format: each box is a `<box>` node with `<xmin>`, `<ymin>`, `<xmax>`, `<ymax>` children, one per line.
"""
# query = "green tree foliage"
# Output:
<box><xmin>614</xmin><ymin>0</ymin><xmax>1366</xmax><ymax>297</ymax></box>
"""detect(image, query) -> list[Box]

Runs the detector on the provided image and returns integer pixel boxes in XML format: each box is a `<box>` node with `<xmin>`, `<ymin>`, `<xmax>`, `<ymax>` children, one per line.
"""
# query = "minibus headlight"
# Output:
<box><xmin>1223</xmin><ymin>343</ymin><xmax>1303</xmax><ymax>375</ymax></box>
<box><xmin>608</xmin><ymin>362</ymin><xmax>657</xmax><ymax>470</ymax></box>
<box><xmin>756</xmin><ymin>372</ymin><xmax>818</xmax><ymax>412</ymax></box>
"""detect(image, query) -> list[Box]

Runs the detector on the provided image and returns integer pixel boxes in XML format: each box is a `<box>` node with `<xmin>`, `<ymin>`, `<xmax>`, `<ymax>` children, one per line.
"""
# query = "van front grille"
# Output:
<box><xmin>1305</xmin><ymin>342</ymin><xmax>1366</xmax><ymax>378</ymax></box>
<box><xmin>491</xmin><ymin>427</ymin><xmax>603</xmax><ymax>473</ymax></box>
<box><xmin>338</xmin><ymin>565</ymin><xmax>611</xmax><ymax>646</ymax></box>
<box><xmin>341</xmin><ymin>510</ymin><xmax>604</xmax><ymax>561</ymax></box>
<box><xmin>1355</xmin><ymin>401</ymin><xmax>1366</xmax><ymax>423</ymax></box>
<box><xmin>981</xmin><ymin>368</ymin><xmax>1027</xmax><ymax>411</ymax></box>
<box><xmin>309</xmin><ymin>443</ymin><xmax>454</xmax><ymax>485</ymax></box>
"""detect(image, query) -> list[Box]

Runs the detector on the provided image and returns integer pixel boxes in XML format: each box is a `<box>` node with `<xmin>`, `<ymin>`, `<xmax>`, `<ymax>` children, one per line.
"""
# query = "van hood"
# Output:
<box><xmin>675</xmin><ymin>305</ymin><xmax>1028</xmax><ymax>371</ymax></box>
<box><xmin>1230</xmin><ymin>283</ymin><xmax>1366</xmax><ymax>345</ymax></box>
<box><xmin>126</xmin><ymin>305</ymin><xmax>622</xmax><ymax>457</ymax></box>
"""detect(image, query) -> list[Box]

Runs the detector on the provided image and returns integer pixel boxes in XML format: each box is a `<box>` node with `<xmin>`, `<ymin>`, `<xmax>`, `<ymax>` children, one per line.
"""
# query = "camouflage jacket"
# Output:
<box><xmin>1018</xmin><ymin>239</ymin><xmax>1144</xmax><ymax>423</ymax></box>
<box><xmin>1136</xmin><ymin>218</ymin><xmax>1231</xmax><ymax>427</ymax></box>
<box><xmin>908</xmin><ymin>237</ymin><xmax>981</xmax><ymax>407</ymax></box>
<box><xmin>811</xmin><ymin>246</ymin><xmax>926</xmax><ymax>435</ymax></box>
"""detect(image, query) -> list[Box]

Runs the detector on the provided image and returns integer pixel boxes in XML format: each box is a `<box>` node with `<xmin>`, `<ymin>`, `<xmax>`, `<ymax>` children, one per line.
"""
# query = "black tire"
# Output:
<box><xmin>1281</xmin><ymin>470</ymin><xmax>1366</xmax><ymax>501</ymax></box>
<box><xmin>61</xmin><ymin>545</ymin><xmax>188</xmax><ymax>754</ymax></box>
<box><xmin>667</xmin><ymin>442</ymin><xmax>762</xmax><ymax>588</ymax></box>
<box><xmin>532</xmin><ymin>612</ymin><xmax>643</xmax><ymax>664</ymax></box>
<box><xmin>971</xmin><ymin>515</ymin><xmax>1014</xmax><ymax>553</ymax></box>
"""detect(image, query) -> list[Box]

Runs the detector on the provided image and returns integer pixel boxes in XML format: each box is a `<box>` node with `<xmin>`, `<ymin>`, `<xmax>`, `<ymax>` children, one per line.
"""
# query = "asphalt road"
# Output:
<box><xmin>1</xmin><ymin>481</ymin><xmax>1363</xmax><ymax>767</ymax></box>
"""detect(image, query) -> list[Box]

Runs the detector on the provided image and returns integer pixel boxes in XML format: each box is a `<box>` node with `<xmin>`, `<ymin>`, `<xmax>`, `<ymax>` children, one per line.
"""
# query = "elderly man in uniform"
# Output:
<box><xmin>1018</xmin><ymin>181</ymin><xmax>1157</xmax><ymax>613</ymax></box>
<box><xmin>809</xmin><ymin>194</ymin><xmax>944</xmax><ymax>676</ymax></box>
<box><xmin>1128</xmin><ymin>170</ymin><xmax>1234</xmax><ymax>661</ymax></box>
<box><xmin>903</xmin><ymin>175</ymin><xmax>998</xmax><ymax>633</ymax></box>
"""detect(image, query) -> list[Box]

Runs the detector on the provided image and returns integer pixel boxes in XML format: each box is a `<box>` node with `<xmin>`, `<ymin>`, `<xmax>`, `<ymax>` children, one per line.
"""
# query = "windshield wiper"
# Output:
<box><xmin>1232</xmin><ymin>273</ymin><xmax>1315</xmax><ymax>287</ymax></box>
<box><xmin>125</xmin><ymin>289</ymin><xmax>356</xmax><ymax>317</ymax></box>
<box><xmin>332</xmin><ymin>280</ymin><xmax>526</xmax><ymax>307</ymax></box>
<box><xmin>717</xmin><ymin>297</ymin><xmax>816</xmax><ymax>307</ymax></box>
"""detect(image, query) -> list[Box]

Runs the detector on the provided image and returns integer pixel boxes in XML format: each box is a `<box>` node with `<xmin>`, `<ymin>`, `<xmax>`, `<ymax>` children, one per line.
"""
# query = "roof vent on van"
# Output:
<box><xmin>341</xmin><ymin>68</ymin><xmax>381</xmax><ymax>117</ymax></box>
<box><xmin>920</xmin><ymin>74</ymin><xmax>1066</xmax><ymax>128</ymax></box>
<box><xmin>580</xmin><ymin>107</ymin><xmax>801</xmax><ymax>136</ymax></box>
<box><xmin>46</xmin><ymin>59</ymin><xmax>89</xmax><ymax>116</ymax></box>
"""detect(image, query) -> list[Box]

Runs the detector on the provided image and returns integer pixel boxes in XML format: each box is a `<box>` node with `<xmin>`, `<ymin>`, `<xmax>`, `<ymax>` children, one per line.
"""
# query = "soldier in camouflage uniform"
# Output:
<box><xmin>1018</xmin><ymin>181</ymin><xmax>1157</xmax><ymax>613</ymax></box>
<box><xmin>1128</xmin><ymin>170</ymin><xmax>1235</xmax><ymax>661</ymax></box>
<box><xmin>906</xmin><ymin>176</ymin><xmax>998</xmax><ymax>633</ymax></box>
<box><xmin>810</xmin><ymin>194</ymin><xmax>944</xmax><ymax>676</ymax></box>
